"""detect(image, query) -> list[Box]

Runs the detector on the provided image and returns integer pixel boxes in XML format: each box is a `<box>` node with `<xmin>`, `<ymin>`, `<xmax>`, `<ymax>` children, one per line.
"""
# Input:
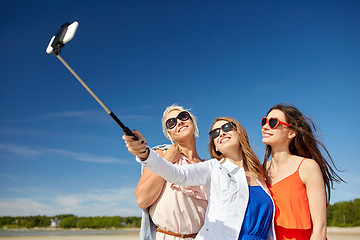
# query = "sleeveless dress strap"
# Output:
<box><xmin>296</xmin><ymin>158</ymin><xmax>308</xmax><ymax>172</ymax></box>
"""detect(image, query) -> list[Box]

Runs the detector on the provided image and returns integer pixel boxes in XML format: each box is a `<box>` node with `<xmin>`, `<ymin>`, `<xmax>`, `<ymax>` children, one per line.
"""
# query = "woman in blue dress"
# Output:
<box><xmin>123</xmin><ymin>117</ymin><xmax>276</xmax><ymax>240</ymax></box>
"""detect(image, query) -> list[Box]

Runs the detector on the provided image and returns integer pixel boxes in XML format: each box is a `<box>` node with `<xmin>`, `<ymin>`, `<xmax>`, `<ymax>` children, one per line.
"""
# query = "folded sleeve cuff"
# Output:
<box><xmin>136</xmin><ymin>149</ymin><xmax>157</xmax><ymax>167</ymax></box>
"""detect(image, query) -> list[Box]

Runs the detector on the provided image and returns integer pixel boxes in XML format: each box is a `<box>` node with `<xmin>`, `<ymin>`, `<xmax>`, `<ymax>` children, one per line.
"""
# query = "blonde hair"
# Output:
<box><xmin>161</xmin><ymin>104</ymin><xmax>199</xmax><ymax>141</ymax></box>
<box><xmin>208</xmin><ymin>117</ymin><xmax>265</xmax><ymax>178</ymax></box>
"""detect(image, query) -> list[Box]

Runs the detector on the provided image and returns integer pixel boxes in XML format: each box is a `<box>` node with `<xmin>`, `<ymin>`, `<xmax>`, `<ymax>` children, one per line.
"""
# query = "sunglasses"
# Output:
<box><xmin>209</xmin><ymin>122</ymin><xmax>235</xmax><ymax>139</ymax></box>
<box><xmin>165</xmin><ymin>111</ymin><xmax>191</xmax><ymax>129</ymax></box>
<box><xmin>261</xmin><ymin>117</ymin><xmax>290</xmax><ymax>129</ymax></box>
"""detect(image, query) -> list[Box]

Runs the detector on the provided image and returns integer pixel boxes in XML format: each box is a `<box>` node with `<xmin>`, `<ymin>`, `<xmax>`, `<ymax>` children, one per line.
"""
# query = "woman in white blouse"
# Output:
<box><xmin>123</xmin><ymin>117</ymin><xmax>276</xmax><ymax>240</ymax></box>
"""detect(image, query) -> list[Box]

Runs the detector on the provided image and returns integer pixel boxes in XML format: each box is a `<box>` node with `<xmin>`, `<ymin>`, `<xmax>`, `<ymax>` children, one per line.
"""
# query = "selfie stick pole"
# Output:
<box><xmin>46</xmin><ymin>21</ymin><xmax>138</xmax><ymax>140</ymax></box>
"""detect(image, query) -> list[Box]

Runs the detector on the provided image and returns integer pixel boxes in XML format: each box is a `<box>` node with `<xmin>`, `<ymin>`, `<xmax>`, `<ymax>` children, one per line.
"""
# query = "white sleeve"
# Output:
<box><xmin>136</xmin><ymin>149</ymin><xmax>211</xmax><ymax>186</ymax></box>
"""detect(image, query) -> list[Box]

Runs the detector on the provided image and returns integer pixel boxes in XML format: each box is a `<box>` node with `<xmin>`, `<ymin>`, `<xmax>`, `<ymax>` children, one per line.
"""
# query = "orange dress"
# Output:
<box><xmin>267</xmin><ymin>159</ymin><xmax>312</xmax><ymax>240</ymax></box>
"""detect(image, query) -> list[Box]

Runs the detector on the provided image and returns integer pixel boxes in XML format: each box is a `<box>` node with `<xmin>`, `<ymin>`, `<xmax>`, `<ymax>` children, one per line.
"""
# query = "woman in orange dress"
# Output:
<box><xmin>260</xmin><ymin>104</ymin><xmax>344</xmax><ymax>240</ymax></box>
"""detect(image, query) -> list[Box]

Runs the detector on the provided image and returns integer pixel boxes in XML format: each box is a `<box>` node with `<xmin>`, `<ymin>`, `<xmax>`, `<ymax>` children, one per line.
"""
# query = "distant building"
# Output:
<box><xmin>49</xmin><ymin>218</ymin><xmax>61</xmax><ymax>227</ymax></box>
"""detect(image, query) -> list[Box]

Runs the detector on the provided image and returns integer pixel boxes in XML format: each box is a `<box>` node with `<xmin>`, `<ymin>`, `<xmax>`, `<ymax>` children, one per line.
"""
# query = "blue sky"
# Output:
<box><xmin>1</xmin><ymin>1</ymin><xmax>359</xmax><ymax>217</ymax></box>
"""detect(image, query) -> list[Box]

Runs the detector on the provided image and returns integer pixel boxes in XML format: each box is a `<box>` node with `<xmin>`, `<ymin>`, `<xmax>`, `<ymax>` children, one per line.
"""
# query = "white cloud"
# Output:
<box><xmin>55</xmin><ymin>195</ymin><xmax>83</xmax><ymax>209</ymax></box>
<box><xmin>0</xmin><ymin>198</ymin><xmax>55</xmax><ymax>216</ymax></box>
<box><xmin>330</xmin><ymin>174</ymin><xmax>360</xmax><ymax>204</ymax></box>
<box><xmin>43</xmin><ymin>148</ymin><xmax>126</xmax><ymax>163</ymax></box>
<box><xmin>53</xmin><ymin>188</ymin><xmax>140</xmax><ymax>216</ymax></box>
<box><xmin>0</xmin><ymin>174</ymin><xmax>19</xmax><ymax>181</ymax></box>
<box><xmin>0</xmin><ymin>188</ymin><xmax>141</xmax><ymax>217</ymax></box>
<box><xmin>330</xmin><ymin>190</ymin><xmax>359</xmax><ymax>204</ymax></box>
<box><xmin>0</xmin><ymin>143</ymin><xmax>126</xmax><ymax>164</ymax></box>
<box><xmin>0</xmin><ymin>144</ymin><xmax>42</xmax><ymax>158</ymax></box>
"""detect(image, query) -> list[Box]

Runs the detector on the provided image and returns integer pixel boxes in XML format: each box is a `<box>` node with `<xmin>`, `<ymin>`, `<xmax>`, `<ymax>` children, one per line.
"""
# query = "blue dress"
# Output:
<box><xmin>238</xmin><ymin>186</ymin><xmax>273</xmax><ymax>240</ymax></box>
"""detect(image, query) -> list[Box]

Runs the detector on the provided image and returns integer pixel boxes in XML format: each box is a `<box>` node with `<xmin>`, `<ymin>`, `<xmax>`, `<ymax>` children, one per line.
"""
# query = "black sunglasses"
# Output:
<box><xmin>165</xmin><ymin>111</ymin><xmax>191</xmax><ymax>129</ymax></box>
<box><xmin>209</xmin><ymin>122</ymin><xmax>235</xmax><ymax>139</ymax></box>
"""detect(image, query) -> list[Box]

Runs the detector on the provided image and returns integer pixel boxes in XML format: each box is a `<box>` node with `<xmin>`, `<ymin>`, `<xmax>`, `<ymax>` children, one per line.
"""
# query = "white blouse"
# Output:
<box><xmin>137</xmin><ymin>149</ymin><xmax>276</xmax><ymax>240</ymax></box>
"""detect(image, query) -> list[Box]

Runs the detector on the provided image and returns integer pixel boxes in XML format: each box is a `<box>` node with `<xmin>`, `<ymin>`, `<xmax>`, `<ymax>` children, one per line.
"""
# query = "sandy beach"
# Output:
<box><xmin>0</xmin><ymin>229</ymin><xmax>139</xmax><ymax>240</ymax></box>
<box><xmin>0</xmin><ymin>227</ymin><xmax>359</xmax><ymax>240</ymax></box>
<box><xmin>0</xmin><ymin>237</ymin><xmax>138</xmax><ymax>240</ymax></box>
<box><xmin>327</xmin><ymin>227</ymin><xmax>360</xmax><ymax>240</ymax></box>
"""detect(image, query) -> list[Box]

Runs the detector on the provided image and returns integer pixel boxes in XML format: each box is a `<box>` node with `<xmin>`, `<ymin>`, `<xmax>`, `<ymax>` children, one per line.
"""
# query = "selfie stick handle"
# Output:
<box><xmin>56</xmin><ymin>55</ymin><xmax>138</xmax><ymax>140</ymax></box>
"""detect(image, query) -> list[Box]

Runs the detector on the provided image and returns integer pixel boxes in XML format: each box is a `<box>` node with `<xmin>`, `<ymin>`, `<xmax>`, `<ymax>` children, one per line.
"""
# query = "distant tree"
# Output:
<box><xmin>37</xmin><ymin>215</ymin><xmax>51</xmax><ymax>227</ymax></box>
<box><xmin>0</xmin><ymin>214</ymin><xmax>142</xmax><ymax>229</ymax></box>
<box><xmin>76</xmin><ymin>217</ymin><xmax>90</xmax><ymax>228</ymax></box>
<box><xmin>327</xmin><ymin>198</ymin><xmax>360</xmax><ymax>227</ymax></box>
<box><xmin>55</xmin><ymin>214</ymin><xmax>75</xmax><ymax>219</ymax></box>
<box><xmin>0</xmin><ymin>216</ymin><xmax>15</xmax><ymax>227</ymax></box>
<box><xmin>59</xmin><ymin>216</ymin><xmax>78</xmax><ymax>228</ymax></box>
<box><xmin>353</xmin><ymin>199</ymin><xmax>360</xmax><ymax>226</ymax></box>
<box><xmin>123</xmin><ymin>216</ymin><xmax>141</xmax><ymax>228</ymax></box>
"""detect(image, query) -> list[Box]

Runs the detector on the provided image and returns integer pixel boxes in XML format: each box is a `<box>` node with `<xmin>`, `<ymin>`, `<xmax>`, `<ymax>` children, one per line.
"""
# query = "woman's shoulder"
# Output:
<box><xmin>298</xmin><ymin>157</ymin><xmax>322</xmax><ymax>184</ymax></box>
<box><xmin>298</xmin><ymin>158</ymin><xmax>320</xmax><ymax>171</ymax></box>
<box><xmin>288</xmin><ymin>155</ymin><xmax>318</xmax><ymax>171</ymax></box>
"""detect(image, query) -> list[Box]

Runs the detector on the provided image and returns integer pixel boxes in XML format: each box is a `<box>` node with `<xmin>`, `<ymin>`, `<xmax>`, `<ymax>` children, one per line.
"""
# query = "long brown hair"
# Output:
<box><xmin>209</xmin><ymin>117</ymin><xmax>265</xmax><ymax>178</ymax></box>
<box><xmin>263</xmin><ymin>104</ymin><xmax>345</xmax><ymax>204</ymax></box>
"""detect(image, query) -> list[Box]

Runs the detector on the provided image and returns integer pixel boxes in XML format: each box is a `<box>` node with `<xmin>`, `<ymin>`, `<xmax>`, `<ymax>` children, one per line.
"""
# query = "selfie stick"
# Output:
<box><xmin>46</xmin><ymin>21</ymin><xmax>138</xmax><ymax>140</ymax></box>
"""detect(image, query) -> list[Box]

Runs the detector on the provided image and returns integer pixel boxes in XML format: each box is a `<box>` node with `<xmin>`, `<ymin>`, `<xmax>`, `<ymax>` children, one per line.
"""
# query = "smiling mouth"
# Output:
<box><xmin>178</xmin><ymin>126</ymin><xmax>188</xmax><ymax>132</ymax></box>
<box><xmin>220</xmin><ymin>137</ymin><xmax>230</xmax><ymax>143</ymax></box>
<box><xmin>262</xmin><ymin>132</ymin><xmax>272</xmax><ymax>137</ymax></box>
